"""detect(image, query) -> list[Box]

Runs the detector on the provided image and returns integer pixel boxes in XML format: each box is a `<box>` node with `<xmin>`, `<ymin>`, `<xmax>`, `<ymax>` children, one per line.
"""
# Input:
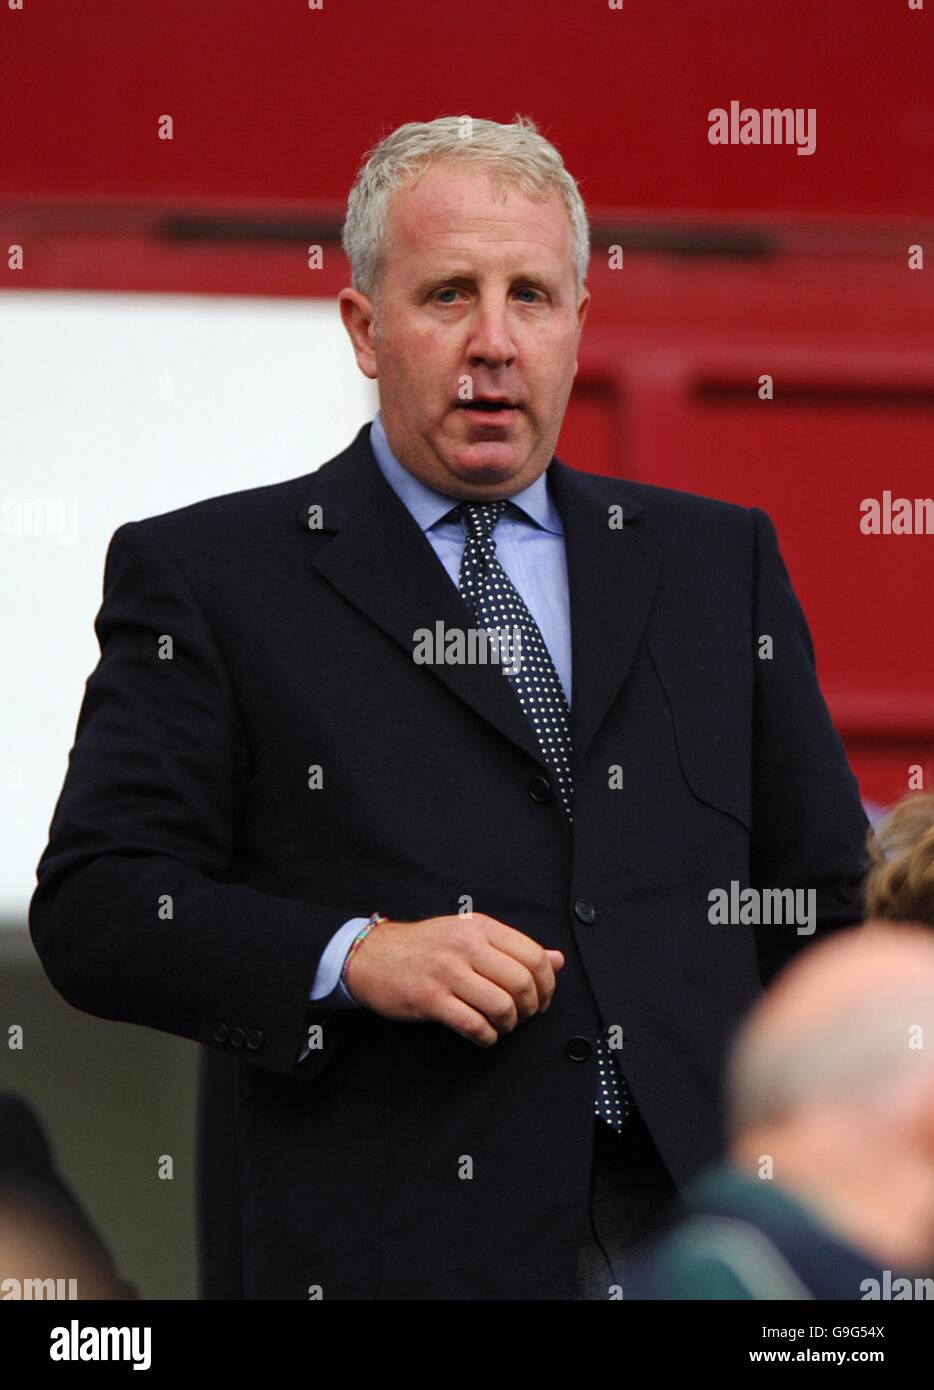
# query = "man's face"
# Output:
<box><xmin>339</xmin><ymin>161</ymin><xmax>589</xmax><ymax>500</ymax></box>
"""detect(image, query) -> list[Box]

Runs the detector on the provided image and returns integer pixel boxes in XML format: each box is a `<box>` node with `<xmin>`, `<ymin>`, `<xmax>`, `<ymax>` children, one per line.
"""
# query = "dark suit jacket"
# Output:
<box><xmin>29</xmin><ymin>422</ymin><xmax>869</xmax><ymax>1299</ymax></box>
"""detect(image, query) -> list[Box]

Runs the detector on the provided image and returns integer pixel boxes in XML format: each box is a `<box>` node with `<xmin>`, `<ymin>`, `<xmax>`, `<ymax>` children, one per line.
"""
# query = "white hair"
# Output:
<box><xmin>341</xmin><ymin>114</ymin><xmax>590</xmax><ymax>305</ymax></box>
<box><xmin>726</xmin><ymin>983</ymin><xmax>934</xmax><ymax>1138</ymax></box>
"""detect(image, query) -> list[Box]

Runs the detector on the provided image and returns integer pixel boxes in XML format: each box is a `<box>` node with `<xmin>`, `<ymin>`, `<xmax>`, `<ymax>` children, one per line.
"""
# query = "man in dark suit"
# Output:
<box><xmin>29</xmin><ymin>114</ymin><xmax>869</xmax><ymax>1300</ymax></box>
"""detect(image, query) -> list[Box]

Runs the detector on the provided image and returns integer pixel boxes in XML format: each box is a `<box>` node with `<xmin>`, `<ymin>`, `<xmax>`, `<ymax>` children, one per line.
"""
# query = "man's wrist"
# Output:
<box><xmin>340</xmin><ymin>912</ymin><xmax>389</xmax><ymax>996</ymax></box>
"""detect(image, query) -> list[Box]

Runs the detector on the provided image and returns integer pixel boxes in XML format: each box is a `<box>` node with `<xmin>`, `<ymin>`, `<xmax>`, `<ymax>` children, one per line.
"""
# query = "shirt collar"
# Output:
<box><xmin>369</xmin><ymin>408</ymin><xmax>563</xmax><ymax>535</ymax></box>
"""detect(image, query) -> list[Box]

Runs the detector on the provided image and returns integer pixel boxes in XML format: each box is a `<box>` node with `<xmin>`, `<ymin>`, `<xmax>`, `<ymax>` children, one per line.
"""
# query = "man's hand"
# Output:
<box><xmin>343</xmin><ymin>914</ymin><xmax>565</xmax><ymax>1046</ymax></box>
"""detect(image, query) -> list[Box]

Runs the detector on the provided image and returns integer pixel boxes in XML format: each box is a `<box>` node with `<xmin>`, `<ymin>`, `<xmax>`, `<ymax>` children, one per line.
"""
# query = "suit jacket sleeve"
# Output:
<box><xmin>749</xmin><ymin>506</ymin><xmax>870</xmax><ymax>985</ymax></box>
<box><xmin>28</xmin><ymin>519</ymin><xmax>352</xmax><ymax>1081</ymax></box>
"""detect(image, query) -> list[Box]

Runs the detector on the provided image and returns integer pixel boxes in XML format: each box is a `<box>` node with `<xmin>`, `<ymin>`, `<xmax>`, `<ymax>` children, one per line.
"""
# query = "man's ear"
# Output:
<box><xmin>338</xmin><ymin>288</ymin><xmax>378</xmax><ymax>380</ymax></box>
<box><xmin>912</xmin><ymin>1069</ymin><xmax>934</xmax><ymax>1163</ymax></box>
<box><xmin>573</xmin><ymin>288</ymin><xmax>590</xmax><ymax>378</ymax></box>
<box><xmin>576</xmin><ymin>285</ymin><xmax>590</xmax><ymax>335</ymax></box>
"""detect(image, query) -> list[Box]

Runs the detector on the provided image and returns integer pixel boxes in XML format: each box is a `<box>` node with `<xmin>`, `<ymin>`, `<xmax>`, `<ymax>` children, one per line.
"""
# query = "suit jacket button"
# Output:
<box><xmin>212</xmin><ymin>1024</ymin><xmax>229</xmax><ymax>1044</ymax></box>
<box><xmin>528</xmin><ymin>775</ymin><xmax>551</xmax><ymax>803</ymax></box>
<box><xmin>229</xmin><ymin>1026</ymin><xmax>245</xmax><ymax>1048</ymax></box>
<box><xmin>246</xmin><ymin>1030</ymin><xmax>264</xmax><ymax>1051</ymax></box>
<box><xmin>574</xmin><ymin>898</ymin><xmax>596</xmax><ymax>925</ymax></box>
<box><xmin>565</xmin><ymin>1036</ymin><xmax>592</xmax><ymax>1062</ymax></box>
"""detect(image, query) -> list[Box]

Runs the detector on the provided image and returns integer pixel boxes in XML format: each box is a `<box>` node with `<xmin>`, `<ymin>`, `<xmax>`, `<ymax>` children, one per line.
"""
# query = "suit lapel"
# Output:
<box><xmin>296</xmin><ymin>424</ymin><xmax>663</xmax><ymax>777</ymax></box>
<box><xmin>297</xmin><ymin>425</ymin><xmax>545</xmax><ymax>769</ymax></box>
<box><xmin>548</xmin><ymin>457</ymin><xmax>664</xmax><ymax>769</ymax></box>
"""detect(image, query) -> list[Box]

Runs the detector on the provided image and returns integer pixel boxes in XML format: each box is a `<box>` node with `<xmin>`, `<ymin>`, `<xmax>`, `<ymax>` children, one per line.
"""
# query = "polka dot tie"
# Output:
<box><xmin>455</xmin><ymin>499</ymin><xmax>630</xmax><ymax>1133</ymax></box>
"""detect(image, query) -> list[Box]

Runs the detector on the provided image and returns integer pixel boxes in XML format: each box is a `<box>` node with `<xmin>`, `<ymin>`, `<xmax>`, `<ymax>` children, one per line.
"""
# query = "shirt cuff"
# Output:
<box><xmin>308</xmin><ymin>916</ymin><xmax>371</xmax><ymax>1006</ymax></box>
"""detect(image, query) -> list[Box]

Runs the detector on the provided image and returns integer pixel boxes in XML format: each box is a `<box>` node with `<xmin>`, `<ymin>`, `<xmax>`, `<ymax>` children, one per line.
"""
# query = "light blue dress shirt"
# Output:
<box><xmin>308</xmin><ymin>408</ymin><xmax>572</xmax><ymax>1008</ymax></box>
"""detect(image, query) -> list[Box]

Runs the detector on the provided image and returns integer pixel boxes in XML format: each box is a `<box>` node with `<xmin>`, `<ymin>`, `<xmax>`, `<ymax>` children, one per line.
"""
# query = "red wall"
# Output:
<box><xmin>560</xmin><ymin>250</ymin><xmax>934</xmax><ymax>807</ymax></box>
<box><xmin>2</xmin><ymin>0</ymin><xmax>932</xmax><ymax>218</ymax></box>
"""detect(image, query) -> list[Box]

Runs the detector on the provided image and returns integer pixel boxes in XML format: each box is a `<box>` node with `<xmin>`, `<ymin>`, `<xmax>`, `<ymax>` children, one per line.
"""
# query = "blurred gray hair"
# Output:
<box><xmin>341</xmin><ymin>114</ymin><xmax>590</xmax><ymax>306</ymax></box>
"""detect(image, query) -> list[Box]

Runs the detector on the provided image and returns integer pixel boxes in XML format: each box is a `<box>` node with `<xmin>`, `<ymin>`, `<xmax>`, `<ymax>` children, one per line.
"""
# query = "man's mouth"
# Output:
<box><xmin>456</xmin><ymin>397</ymin><xmax>521</xmax><ymax>422</ymax></box>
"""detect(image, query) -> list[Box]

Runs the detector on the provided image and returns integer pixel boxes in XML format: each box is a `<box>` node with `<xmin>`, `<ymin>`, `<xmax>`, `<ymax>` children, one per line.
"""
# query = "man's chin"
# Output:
<box><xmin>442</xmin><ymin>443</ymin><xmax>526</xmax><ymax>487</ymax></box>
<box><xmin>441</xmin><ymin>420</ymin><xmax>529</xmax><ymax>477</ymax></box>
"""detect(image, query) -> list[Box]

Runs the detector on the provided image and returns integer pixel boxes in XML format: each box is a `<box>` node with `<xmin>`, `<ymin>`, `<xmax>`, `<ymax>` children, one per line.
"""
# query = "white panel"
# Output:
<box><xmin>0</xmin><ymin>292</ymin><xmax>378</xmax><ymax>921</ymax></box>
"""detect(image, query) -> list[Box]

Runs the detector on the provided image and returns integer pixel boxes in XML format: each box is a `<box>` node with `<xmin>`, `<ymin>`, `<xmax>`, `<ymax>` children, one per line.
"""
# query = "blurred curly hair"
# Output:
<box><xmin>864</xmin><ymin>792</ymin><xmax>934</xmax><ymax>927</ymax></box>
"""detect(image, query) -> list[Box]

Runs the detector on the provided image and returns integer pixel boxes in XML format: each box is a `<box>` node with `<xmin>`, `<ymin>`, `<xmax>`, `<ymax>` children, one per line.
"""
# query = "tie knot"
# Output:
<box><xmin>456</xmin><ymin>499</ymin><xmax>509</xmax><ymax>542</ymax></box>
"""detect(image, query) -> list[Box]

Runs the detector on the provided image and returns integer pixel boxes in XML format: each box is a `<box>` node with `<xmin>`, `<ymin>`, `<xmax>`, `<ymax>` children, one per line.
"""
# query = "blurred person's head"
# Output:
<box><xmin>725</xmin><ymin>924</ymin><xmax>934</xmax><ymax>1275</ymax></box>
<box><xmin>0</xmin><ymin>1193</ymin><xmax>139</xmax><ymax>1300</ymax></box>
<box><xmin>864</xmin><ymin>792</ymin><xmax>934</xmax><ymax>927</ymax></box>
<box><xmin>339</xmin><ymin>115</ymin><xmax>590</xmax><ymax>501</ymax></box>
<box><xmin>0</xmin><ymin>1095</ymin><xmax>138</xmax><ymax>1300</ymax></box>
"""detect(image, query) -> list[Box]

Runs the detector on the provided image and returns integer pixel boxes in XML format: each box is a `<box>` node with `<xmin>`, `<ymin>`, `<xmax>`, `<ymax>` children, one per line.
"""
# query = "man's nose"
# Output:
<box><xmin>467</xmin><ymin>301</ymin><xmax>517</xmax><ymax>366</ymax></box>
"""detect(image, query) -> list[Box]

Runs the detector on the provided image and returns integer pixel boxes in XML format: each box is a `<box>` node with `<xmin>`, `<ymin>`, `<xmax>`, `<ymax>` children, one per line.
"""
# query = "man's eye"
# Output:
<box><xmin>432</xmin><ymin>287</ymin><xmax>544</xmax><ymax>304</ymax></box>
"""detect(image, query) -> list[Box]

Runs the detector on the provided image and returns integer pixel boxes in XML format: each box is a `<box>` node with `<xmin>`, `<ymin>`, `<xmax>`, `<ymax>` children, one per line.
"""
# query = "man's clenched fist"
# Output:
<box><xmin>343</xmin><ymin>913</ymin><xmax>565</xmax><ymax>1047</ymax></box>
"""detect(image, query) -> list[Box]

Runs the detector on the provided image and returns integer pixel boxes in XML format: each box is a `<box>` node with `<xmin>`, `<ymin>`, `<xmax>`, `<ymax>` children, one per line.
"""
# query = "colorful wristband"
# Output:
<box><xmin>340</xmin><ymin>913</ymin><xmax>388</xmax><ymax>990</ymax></box>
